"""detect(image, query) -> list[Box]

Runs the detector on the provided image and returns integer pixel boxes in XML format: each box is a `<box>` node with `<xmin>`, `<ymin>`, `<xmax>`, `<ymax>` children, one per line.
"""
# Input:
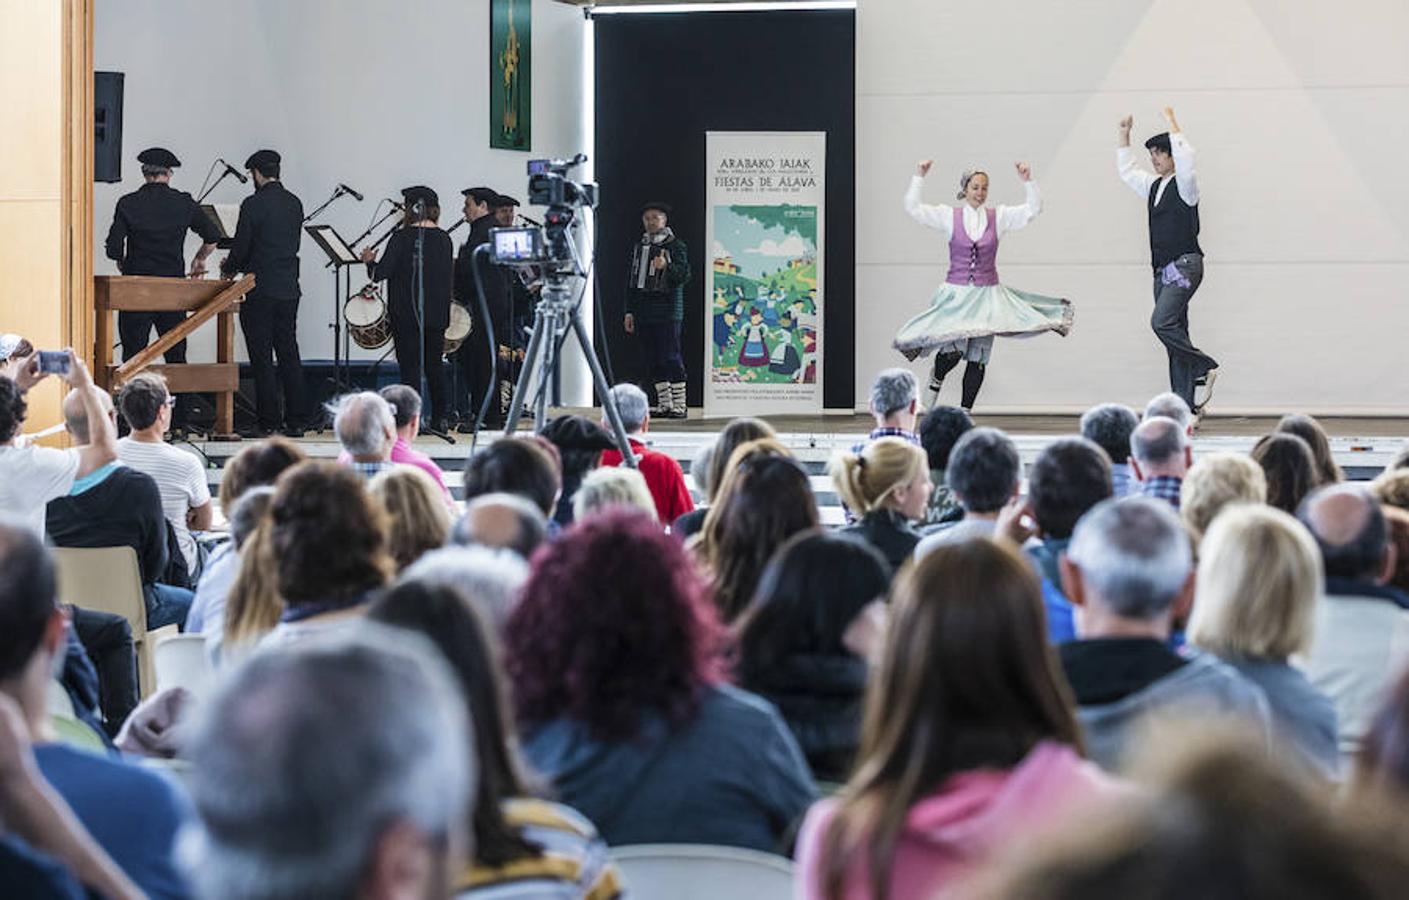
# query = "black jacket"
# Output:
<box><xmin>105</xmin><ymin>181</ymin><xmax>223</xmax><ymax>277</ymax></box>
<box><xmin>368</xmin><ymin>226</ymin><xmax>454</xmax><ymax>331</ymax></box>
<box><xmin>46</xmin><ymin>465</ymin><xmax>175</xmax><ymax>604</ymax></box>
<box><xmin>454</xmin><ymin>215</ymin><xmax>511</xmax><ymax>338</ymax></box>
<box><xmin>223</xmin><ymin>180</ymin><xmax>304</xmax><ymax>299</ymax></box>
<box><xmin>839</xmin><ymin>508</ymin><xmax>922</xmax><ymax>575</ymax></box>
<box><xmin>741</xmin><ymin>653</ymin><xmax>867</xmax><ymax>783</ymax></box>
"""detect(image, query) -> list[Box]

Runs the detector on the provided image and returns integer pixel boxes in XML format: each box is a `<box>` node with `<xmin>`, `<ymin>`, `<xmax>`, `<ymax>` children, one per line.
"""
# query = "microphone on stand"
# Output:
<box><xmin>218</xmin><ymin>158</ymin><xmax>249</xmax><ymax>184</ymax></box>
<box><xmin>337</xmin><ymin>183</ymin><xmax>365</xmax><ymax>202</ymax></box>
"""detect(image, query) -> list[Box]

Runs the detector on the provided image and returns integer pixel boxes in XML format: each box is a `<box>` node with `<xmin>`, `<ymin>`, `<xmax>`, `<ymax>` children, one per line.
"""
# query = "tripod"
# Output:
<box><xmin>503</xmin><ymin>272</ymin><xmax>637</xmax><ymax>468</ymax></box>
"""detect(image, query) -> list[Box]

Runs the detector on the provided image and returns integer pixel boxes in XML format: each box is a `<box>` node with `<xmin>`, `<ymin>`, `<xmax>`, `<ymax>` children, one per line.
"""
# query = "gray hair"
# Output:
<box><xmin>689</xmin><ymin>441</ymin><xmax>716</xmax><ymax>500</ymax></box>
<box><xmin>450</xmin><ymin>492</ymin><xmax>548</xmax><ymax>560</ymax></box>
<box><xmin>1080</xmin><ymin>403</ymin><xmax>1139</xmax><ymax>465</ymax></box>
<box><xmin>1143</xmin><ymin>392</ymin><xmax>1192</xmax><ymax>429</ymax></box>
<box><xmin>1067</xmin><ymin>496</ymin><xmax>1193</xmax><ymax>620</ymax></box>
<box><xmin>141</xmin><ymin>164</ymin><xmax>171</xmax><ymax>178</ymax></box>
<box><xmin>1131</xmin><ymin>416</ymin><xmax>1188</xmax><ymax>466</ymax></box>
<box><xmin>401</xmin><ymin>545</ymin><xmax>529</xmax><ymax>634</ymax></box>
<box><xmin>573</xmin><ymin>467</ymin><xmax>657</xmax><ymax>522</ymax></box>
<box><xmin>179</xmin><ymin>625</ymin><xmax>473</xmax><ymax>900</ymax></box>
<box><xmin>869</xmin><ymin>368</ymin><xmax>919</xmax><ymax>419</ymax></box>
<box><xmin>61</xmin><ymin>387</ymin><xmax>113</xmax><ymax>445</ymax></box>
<box><xmin>609</xmin><ymin>383</ymin><xmax>650</xmax><ymax>433</ymax></box>
<box><xmin>330</xmin><ymin>391</ymin><xmax>395</xmax><ymax>458</ymax></box>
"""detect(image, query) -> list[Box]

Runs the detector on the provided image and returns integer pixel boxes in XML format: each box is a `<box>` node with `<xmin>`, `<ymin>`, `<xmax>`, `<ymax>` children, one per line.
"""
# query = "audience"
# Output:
<box><xmin>572</xmin><ymin>466</ymin><xmax>657</xmax><ymax>523</ymax></box>
<box><xmin>599</xmin><ymin>384</ymin><xmax>694</xmax><ymax>525</ymax></box>
<box><xmin>369</xmin><ymin>466</ymin><xmax>452</xmax><ymax>572</ymax></box>
<box><xmin>918</xmin><ymin>405</ymin><xmax>974</xmax><ymax>524</ymax></box>
<box><xmin>0</xmin><ymin>332</ymin><xmax>35</xmax><ymax>382</ymax></box>
<box><xmin>1142</xmin><ymin>392</ymin><xmax>1193</xmax><ymax>432</ymax></box>
<box><xmin>186</xmin><ymin>438</ymin><xmax>303</xmax><ymax>653</ymax></box>
<box><xmin>0</xmin><ymin>351</ymin><xmax>116</xmax><ymax>538</ymax></box>
<box><xmin>859</xmin><ymin>368</ymin><xmax>922</xmax><ymax>449</ymax></box>
<box><xmin>258</xmin><ymin>462</ymin><xmax>392</xmax><ymax>649</ymax></box>
<box><xmin>218</xmin><ymin>495</ymin><xmax>284</xmax><ymax>664</ymax></box>
<box><xmin>375</xmin><ymin>384</ymin><xmax>454</xmax><ymax>504</ymax></box>
<box><xmin>179</xmin><ymin>627</ymin><xmax>473</xmax><ymax>900</ymax></box>
<box><xmin>402</xmin><ymin>545</ymin><xmax>529</xmax><ymax>635</ymax></box>
<box><xmin>1080</xmin><ymin>403</ymin><xmax>1139</xmax><ymax>497</ymax></box>
<box><xmin>796</xmin><ymin>538</ymin><xmax>1127</xmax><ymax>900</ymax></box>
<box><xmin>1298</xmin><ymin>484</ymin><xmax>1409</xmax><ymax>758</ymax></box>
<box><xmin>463</xmin><ymin>437</ymin><xmax>562</xmax><ymax>523</ymax></box>
<box><xmin>914</xmin><ymin>427</ymin><xmax>1020</xmax><ymax>553</ymax></box>
<box><xmin>1251</xmin><ymin>432</ymin><xmax>1319</xmax><ymax>515</ymax></box>
<box><xmin>831</xmin><ymin>436</ymin><xmax>931</xmax><ymax>572</ymax></box>
<box><xmin>1022</xmin><ymin>437</ymin><xmax>1114</xmax><ymax>643</ymax></box>
<box><xmin>1355</xmin><ymin>667</ymin><xmax>1409</xmax><ymax>799</ymax></box>
<box><xmin>1129</xmin><ymin>416</ymin><xmax>1191</xmax><ymax>509</ymax></box>
<box><xmin>507</xmin><ymin>511</ymin><xmax>816</xmax><ymax>851</ymax></box>
<box><xmin>1371</xmin><ymin>468</ymin><xmax>1409</xmax><ymax>512</ymax></box>
<box><xmin>673</xmin><ymin>416</ymin><xmax>775</xmax><ymax>539</ymax></box>
<box><xmin>115</xmin><ymin>373</ymin><xmax>212</xmax><ymax>587</ymax></box>
<box><xmin>1386</xmin><ymin>506</ymin><xmax>1409</xmax><ymax>596</ymax></box>
<box><xmin>1180</xmin><ymin>451</ymin><xmax>1267</xmax><ymax>546</ymax></box>
<box><xmin>734</xmin><ymin>531</ymin><xmax>889</xmax><ymax>783</ymax></box>
<box><xmin>369</xmin><ymin>580</ymin><xmax>623</xmax><ymax>899</ymax></box>
<box><xmin>1057</xmin><ymin>497</ymin><xmax>1272</xmax><ymax>770</ymax></box>
<box><xmin>539</xmin><ymin>414</ymin><xmax>616</xmax><ymax>528</ymax></box>
<box><xmin>331</xmin><ymin>390</ymin><xmax>398</xmax><ymax>479</ymax></box>
<box><xmin>450</xmin><ymin>493</ymin><xmax>549</xmax><ymax>561</ymax></box>
<box><xmin>1277</xmin><ymin>413</ymin><xmax>1343</xmax><ymax>485</ymax></box>
<box><xmin>697</xmin><ymin>440</ymin><xmax>820</xmax><ymax>622</ymax></box>
<box><xmin>0</xmin><ymin>519</ymin><xmax>193</xmax><ymax>898</ymax></box>
<box><xmin>1186</xmin><ymin>505</ymin><xmax>1339</xmax><ymax>778</ymax></box>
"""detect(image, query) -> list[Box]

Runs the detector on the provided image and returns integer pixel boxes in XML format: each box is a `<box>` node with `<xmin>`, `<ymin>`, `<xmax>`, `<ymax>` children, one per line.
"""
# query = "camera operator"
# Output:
<box><xmin>625</xmin><ymin>201</ymin><xmax>691</xmax><ymax>419</ymax></box>
<box><xmin>454</xmin><ymin>186</ymin><xmax>512</xmax><ymax>431</ymax></box>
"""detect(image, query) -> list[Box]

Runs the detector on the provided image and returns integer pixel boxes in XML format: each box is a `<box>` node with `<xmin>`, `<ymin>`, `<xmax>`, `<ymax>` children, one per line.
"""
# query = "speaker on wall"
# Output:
<box><xmin>94</xmin><ymin>71</ymin><xmax>124</xmax><ymax>183</ymax></box>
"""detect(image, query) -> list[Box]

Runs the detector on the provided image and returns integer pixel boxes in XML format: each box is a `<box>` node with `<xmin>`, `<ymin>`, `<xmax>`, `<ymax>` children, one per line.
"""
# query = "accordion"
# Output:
<box><xmin>630</xmin><ymin>243</ymin><xmax>669</xmax><ymax>292</ymax></box>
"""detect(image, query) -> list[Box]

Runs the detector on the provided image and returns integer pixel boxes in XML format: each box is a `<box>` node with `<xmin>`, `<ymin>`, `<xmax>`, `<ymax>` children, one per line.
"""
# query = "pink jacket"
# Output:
<box><xmin>794</xmin><ymin>741</ymin><xmax>1129</xmax><ymax>900</ymax></box>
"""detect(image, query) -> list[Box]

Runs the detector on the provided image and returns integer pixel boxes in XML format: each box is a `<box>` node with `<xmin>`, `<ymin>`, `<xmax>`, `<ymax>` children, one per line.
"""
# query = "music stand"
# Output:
<box><xmin>200</xmin><ymin>204</ymin><xmax>239</xmax><ymax>250</ymax></box>
<box><xmin>305</xmin><ymin>224</ymin><xmax>361</xmax><ymax>397</ymax></box>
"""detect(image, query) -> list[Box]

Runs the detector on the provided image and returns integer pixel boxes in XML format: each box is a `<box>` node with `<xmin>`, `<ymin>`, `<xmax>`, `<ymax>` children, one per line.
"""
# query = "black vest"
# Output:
<box><xmin>1147</xmin><ymin>177</ymin><xmax>1201</xmax><ymax>271</ymax></box>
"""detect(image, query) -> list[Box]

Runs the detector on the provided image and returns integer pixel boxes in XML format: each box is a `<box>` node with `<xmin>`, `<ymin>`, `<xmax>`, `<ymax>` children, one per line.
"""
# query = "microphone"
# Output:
<box><xmin>337</xmin><ymin>183</ymin><xmax>365</xmax><ymax>202</ymax></box>
<box><xmin>518</xmin><ymin>214</ymin><xmax>543</xmax><ymax>227</ymax></box>
<box><xmin>388</xmin><ymin>199</ymin><xmax>405</xmax><ymax>210</ymax></box>
<box><xmin>218</xmin><ymin>158</ymin><xmax>248</xmax><ymax>184</ymax></box>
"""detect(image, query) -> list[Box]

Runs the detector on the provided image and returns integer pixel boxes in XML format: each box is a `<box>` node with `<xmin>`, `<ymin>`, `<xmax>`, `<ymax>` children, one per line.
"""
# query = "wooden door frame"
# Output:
<box><xmin>63</xmin><ymin>0</ymin><xmax>94</xmax><ymax>360</ymax></box>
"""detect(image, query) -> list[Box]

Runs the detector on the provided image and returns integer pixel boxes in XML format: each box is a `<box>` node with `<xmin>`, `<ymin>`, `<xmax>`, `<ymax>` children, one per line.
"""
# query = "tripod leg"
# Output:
<box><xmin>504</xmin><ymin>309</ymin><xmax>546</xmax><ymax>437</ymax></box>
<box><xmin>568</xmin><ymin>307</ymin><xmax>638</xmax><ymax>469</ymax></box>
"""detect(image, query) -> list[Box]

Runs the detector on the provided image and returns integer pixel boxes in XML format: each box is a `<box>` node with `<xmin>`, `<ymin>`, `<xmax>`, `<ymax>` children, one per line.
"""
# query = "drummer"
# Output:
<box><xmin>361</xmin><ymin>185</ymin><xmax>454</xmax><ymax>432</ymax></box>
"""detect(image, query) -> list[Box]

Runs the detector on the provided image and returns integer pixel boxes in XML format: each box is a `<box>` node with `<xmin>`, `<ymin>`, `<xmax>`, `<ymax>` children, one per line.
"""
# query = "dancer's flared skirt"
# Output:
<box><xmin>893</xmin><ymin>283</ymin><xmax>1074</xmax><ymax>362</ymax></box>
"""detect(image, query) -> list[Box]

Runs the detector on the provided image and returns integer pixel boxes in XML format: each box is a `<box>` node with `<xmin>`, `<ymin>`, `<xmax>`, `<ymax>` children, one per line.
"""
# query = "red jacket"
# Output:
<box><xmin>601</xmin><ymin>438</ymin><xmax>695</xmax><ymax>524</ymax></box>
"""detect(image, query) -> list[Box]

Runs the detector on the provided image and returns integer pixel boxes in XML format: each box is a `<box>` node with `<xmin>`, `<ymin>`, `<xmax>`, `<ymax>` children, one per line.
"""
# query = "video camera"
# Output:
<box><xmin>490</xmin><ymin>154</ymin><xmax>597</xmax><ymax>268</ymax></box>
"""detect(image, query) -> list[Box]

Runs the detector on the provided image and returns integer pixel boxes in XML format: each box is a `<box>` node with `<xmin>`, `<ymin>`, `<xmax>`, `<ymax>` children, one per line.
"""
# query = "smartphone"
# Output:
<box><xmin>36</xmin><ymin>351</ymin><xmax>71</xmax><ymax>376</ymax></box>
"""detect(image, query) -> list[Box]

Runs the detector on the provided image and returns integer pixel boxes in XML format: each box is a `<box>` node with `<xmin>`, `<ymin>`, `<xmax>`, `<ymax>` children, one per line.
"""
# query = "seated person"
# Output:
<box><xmin>115</xmin><ymin>374</ymin><xmax>212</xmax><ymax>588</ymax></box>
<box><xmin>462</xmin><ymin>437</ymin><xmax>562</xmax><ymax>524</ymax></box>
<box><xmin>598</xmin><ymin>384</ymin><xmax>694</xmax><ymax>525</ymax></box>
<box><xmin>915</xmin><ymin>427</ymin><xmax>1020</xmax><ymax>554</ymax></box>
<box><xmin>451</xmin><ymin>493</ymin><xmax>548</xmax><ymax>561</ymax></box>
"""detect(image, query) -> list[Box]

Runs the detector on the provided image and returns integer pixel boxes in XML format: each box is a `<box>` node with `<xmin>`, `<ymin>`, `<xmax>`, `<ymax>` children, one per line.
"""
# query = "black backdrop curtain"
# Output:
<box><xmin>593</xmin><ymin>9</ymin><xmax>856</xmax><ymax>409</ymax></box>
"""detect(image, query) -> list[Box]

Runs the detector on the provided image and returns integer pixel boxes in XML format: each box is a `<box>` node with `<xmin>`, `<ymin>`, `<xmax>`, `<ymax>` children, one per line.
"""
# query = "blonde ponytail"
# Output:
<box><xmin>829</xmin><ymin>437</ymin><xmax>927</xmax><ymax>516</ymax></box>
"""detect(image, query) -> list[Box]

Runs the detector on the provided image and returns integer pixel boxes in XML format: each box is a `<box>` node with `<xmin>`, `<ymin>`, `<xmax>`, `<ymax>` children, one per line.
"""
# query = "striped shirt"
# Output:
<box><xmin>456</xmin><ymin>799</ymin><xmax>622</xmax><ymax>900</ymax></box>
<box><xmin>116</xmin><ymin>437</ymin><xmax>210</xmax><ymax>573</ymax></box>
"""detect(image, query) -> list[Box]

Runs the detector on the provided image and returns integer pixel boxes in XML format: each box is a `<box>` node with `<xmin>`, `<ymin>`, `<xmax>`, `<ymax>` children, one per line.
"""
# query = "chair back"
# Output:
<box><xmin>53</xmin><ymin>546</ymin><xmax>147</xmax><ymax>630</ymax></box>
<box><xmin>611</xmin><ymin>844</ymin><xmax>794</xmax><ymax>899</ymax></box>
<box><xmin>154</xmin><ymin>634</ymin><xmax>213</xmax><ymax>701</ymax></box>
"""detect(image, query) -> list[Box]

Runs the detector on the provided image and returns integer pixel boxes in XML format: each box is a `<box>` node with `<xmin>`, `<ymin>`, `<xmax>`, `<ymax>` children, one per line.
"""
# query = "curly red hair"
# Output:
<box><xmin>506</xmin><ymin>510</ymin><xmax>724</xmax><ymax>741</ymax></box>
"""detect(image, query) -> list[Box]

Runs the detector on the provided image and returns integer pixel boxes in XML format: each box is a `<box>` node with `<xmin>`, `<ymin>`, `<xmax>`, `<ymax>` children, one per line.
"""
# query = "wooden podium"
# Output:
<box><xmin>94</xmin><ymin>275</ymin><xmax>255</xmax><ymax>438</ymax></box>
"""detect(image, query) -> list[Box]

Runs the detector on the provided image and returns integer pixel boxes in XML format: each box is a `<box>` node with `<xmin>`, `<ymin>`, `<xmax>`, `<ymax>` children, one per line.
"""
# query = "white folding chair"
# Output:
<box><xmin>153</xmin><ymin>633</ymin><xmax>213</xmax><ymax>701</ymax></box>
<box><xmin>611</xmin><ymin>844</ymin><xmax>794</xmax><ymax>899</ymax></box>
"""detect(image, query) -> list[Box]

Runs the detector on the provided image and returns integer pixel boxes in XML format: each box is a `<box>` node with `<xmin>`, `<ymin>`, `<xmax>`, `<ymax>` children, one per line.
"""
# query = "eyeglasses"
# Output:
<box><xmin>164</xmin><ymin>395</ymin><xmax>176</xmax><ymax>407</ymax></box>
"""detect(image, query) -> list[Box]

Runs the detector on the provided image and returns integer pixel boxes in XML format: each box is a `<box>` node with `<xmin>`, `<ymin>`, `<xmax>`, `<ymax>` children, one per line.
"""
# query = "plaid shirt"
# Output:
<box><xmin>852</xmin><ymin>426</ymin><xmax>922</xmax><ymax>455</ymax></box>
<box><xmin>1140</xmin><ymin>476</ymin><xmax>1183</xmax><ymax>509</ymax></box>
<box><xmin>346</xmin><ymin>459</ymin><xmax>394</xmax><ymax>480</ymax></box>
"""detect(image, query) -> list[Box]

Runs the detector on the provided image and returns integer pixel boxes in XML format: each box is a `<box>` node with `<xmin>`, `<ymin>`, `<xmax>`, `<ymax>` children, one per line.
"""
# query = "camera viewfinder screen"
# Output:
<box><xmin>495</xmin><ymin>229</ymin><xmax>538</xmax><ymax>261</ymax></box>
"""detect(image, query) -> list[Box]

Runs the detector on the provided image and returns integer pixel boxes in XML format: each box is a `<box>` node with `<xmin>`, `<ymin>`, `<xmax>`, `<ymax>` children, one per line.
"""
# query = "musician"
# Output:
<box><xmin>360</xmin><ymin>186</ymin><xmax>453</xmax><ymax>432</ymax></box>
<box><xmin>625</xmin><ymin>201</ymin><xmax>691</xmax><ymax>419</ymax></box>
<box><xmin>104</xmin><ymin>147</ymin><xmax>222</xmax><ymax>430</ymax></box>
<box><xmin>493</xmin><ymin>193</ymin><xmax>536</xmax><ymax>396</ymax></box>
<box><xmin>220</xmin><ymin>149</ymin><xmax>307</xmax><ymax>437</ymax></box>
<box><xmin>453</xmin><ymin>186</ymin><xmax>512</xmax><ymax>431</ymax></box>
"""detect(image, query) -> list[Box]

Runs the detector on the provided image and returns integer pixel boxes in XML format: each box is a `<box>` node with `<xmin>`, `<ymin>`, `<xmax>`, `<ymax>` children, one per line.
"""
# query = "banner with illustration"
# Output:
<box><xmin>704</xmin><ymin>132</ymin><xmax>825</xmax><ymax>417</ymax></box>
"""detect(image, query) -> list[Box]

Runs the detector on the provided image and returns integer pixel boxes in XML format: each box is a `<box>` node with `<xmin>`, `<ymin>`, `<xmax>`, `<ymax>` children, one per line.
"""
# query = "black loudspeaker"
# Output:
<box><xmin>94</xmin><ymin>71</ymin><xmax>125</xmax><ymax>183</ymax></box>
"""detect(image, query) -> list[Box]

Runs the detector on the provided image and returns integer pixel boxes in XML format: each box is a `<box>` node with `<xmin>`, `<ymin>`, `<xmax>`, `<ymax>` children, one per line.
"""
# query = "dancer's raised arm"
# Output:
<box><xmin>1164</xmin><ymin>106</ymin><xmax>1199</xmax><ymax>205</ymax></box>
<box><xmin>997</xmin><ymin>161</ymin><xmax>1042</xmax><ymax>235</ymax></box>
<box><xmin>904</xmin><ymin>159</ymin><xmax>955</xmax><ymax>236</ymax></box>
<box><xmin>1115</xmin><ymin>115</ymin><xmax>1157</xmax><ymax>197</ymax></box>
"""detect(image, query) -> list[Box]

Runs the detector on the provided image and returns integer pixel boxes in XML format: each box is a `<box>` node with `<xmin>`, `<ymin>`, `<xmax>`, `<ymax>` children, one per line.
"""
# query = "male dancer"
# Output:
<box><xmin>1118</xmin><ymin>107</ymin><xmax>1218</xmax><ymax>414</ymax></box>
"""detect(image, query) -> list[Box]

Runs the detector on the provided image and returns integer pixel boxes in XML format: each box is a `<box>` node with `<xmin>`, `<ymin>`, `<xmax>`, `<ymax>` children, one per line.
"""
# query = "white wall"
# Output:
<box><xmin>857</xmin><ymin>0</ymin><xmax>1409</xmax><ymax>415</ymax></box>
<box><xmin>95</xmin><ymin>0</ymin><xmax>591</xmax><ymax>400</ymax></box>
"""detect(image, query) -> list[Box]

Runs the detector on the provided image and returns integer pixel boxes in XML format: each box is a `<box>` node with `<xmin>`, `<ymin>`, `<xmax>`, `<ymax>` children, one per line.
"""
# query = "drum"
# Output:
<box><xmin>344</xmin><ymin>284</ymin><xmax>391</xmax><ymax>350</ymax></box>
<box><xmin>442</xmin><ymin>302</ymin><xmax>473</xmax><ymax>355</ymax></box>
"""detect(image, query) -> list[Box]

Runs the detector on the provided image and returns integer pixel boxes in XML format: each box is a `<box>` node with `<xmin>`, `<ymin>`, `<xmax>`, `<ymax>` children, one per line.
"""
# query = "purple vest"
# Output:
<box><xmin>945</xmin><ymin>206</ymin><xmax>1000</xmax><ymax>287</ymax></box>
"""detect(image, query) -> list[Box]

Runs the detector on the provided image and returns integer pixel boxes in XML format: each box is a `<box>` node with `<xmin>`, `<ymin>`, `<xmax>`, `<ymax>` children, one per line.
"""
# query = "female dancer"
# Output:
<box><xmin>894</xmin><ymin>161</ymin><xmax>1072</xmax><ymax>410</ymax></box>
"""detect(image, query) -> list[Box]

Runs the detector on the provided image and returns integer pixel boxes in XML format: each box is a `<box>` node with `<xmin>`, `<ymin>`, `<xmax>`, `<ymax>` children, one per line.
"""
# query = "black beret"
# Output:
<box><xmin>493</xmin><ymin>194</ymin><xmax>521</xmax><ymax>208</ymax></box>
<box><xmin>461</xmin><ymin>186</ymin><xmax>499</xmax><ymax>204</ymax></box>
<box><xmin>137</xmin><ymin>147</ymin><xmax>180</xmax><ymax>168</ymax></box>
<box><xmin>640</xmin><ymin>200</ymin><xmax>673</xmax><ymax>216</ymax></box>
<box><xmin>401</xmin><ymin>185</ymin><xmax>439</xmax><ymax>208</ymax></box>
<box><xmin>540</xmin><ymin>414</ymin><xmax>616</xmax><ymax>452</ymax></box>
<box><xmin>244</xmin><ymin>149</ymin><xmax>281</xmax><ymax>171</ymax></box>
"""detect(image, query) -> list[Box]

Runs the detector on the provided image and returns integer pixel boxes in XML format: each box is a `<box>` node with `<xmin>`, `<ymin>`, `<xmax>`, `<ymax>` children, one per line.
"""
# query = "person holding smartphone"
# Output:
<box><xmin>0</xmin><ymin>350</ymin><xmax>117</xmax><ymax>538</ymax></box>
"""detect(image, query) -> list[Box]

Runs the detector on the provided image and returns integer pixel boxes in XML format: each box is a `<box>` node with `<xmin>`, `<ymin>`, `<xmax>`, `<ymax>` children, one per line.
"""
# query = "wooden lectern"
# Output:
<box><xmin>94</xmin><ymin>275</ymin><xmax>255</xmax><ymax>438</ymax></box>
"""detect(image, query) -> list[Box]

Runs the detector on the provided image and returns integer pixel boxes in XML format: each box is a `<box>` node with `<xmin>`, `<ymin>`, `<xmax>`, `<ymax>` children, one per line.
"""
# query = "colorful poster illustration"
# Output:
<box><xmin>490</xmin><ymin>0</ymin><xmax>531</xmax><ymax>151</ymax></box>
<box><xmin>705</xmin><ymin>132</ymin><xmax>825</xmax><ymax>417</ymax></box>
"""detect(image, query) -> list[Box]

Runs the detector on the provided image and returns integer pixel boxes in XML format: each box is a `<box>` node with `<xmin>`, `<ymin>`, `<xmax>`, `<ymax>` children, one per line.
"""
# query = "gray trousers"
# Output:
<box><xmin>1151</xmin><ymin>252</ymin><xmax>1217</xmax><ymax>407</ymax></box>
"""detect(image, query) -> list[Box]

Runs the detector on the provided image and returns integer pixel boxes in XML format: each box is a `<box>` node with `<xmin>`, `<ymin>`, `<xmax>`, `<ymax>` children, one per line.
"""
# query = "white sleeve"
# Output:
<box><xmin>996</xmin><ymin>180</ymin><xmax>1041</xmax><ymax>237</ymax></box>
<box><xmin>184</xmin><ymin>453</ymin><xmax>211</xmax><ymax>506</ymax></box>
<box><xmin>1170</xmin><ymin>132</ymin><xmax>1199</xmax><ymax>206</ymax></box>
<box><xmin>904</xmin><ymin>176</ymin><xmax>954</xmax><ymax>237</ymax></box>
<box><xmin>31</xmin><ymin>447</ymin><xmax>81</xmax><ymax>505</ymax></box>
<box><xmin>1116</xmin><ymin>146</ymin><xmax>1157</xmax><ymax>198</ymax></box>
